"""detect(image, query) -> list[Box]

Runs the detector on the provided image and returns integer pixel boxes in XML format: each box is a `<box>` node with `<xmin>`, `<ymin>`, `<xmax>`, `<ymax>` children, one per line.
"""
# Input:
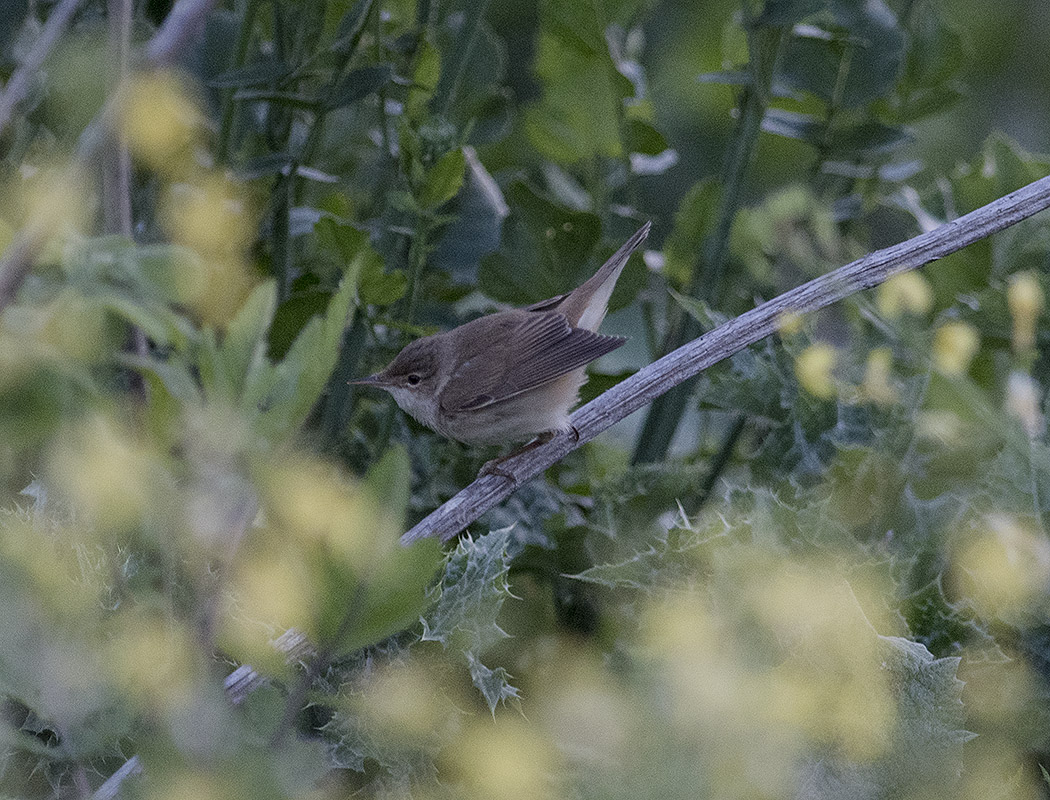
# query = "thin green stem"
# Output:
<box><xmin>216</xmin><ymin>0</ymin><xmax>262</xmax><ymax>164</ymax></box>
<box><xmin>273</xmin><ymin>175</ymin><xmax>293</xmax><ymax>300</ymax></box>
<box><xmin>404</xmin><ymin>215</ymin><xmax>431</xmax><ymax>324</ymax></box>
<box><xmin>685</xmin><ymin>413</ymin><xmax>746</xmax><ymax>515</ymax></box>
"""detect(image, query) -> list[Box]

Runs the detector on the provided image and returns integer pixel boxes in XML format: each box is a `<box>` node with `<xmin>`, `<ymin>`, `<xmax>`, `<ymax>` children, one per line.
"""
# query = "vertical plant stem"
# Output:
<box><xmin>273</xmin><ymin>174</ymin><xmax>293</xmax><ymax>300</ymax></box>
<box><xmin>630</xmin><ymin>7</ymin><xmax>785</xmax><ymax>464</ymax></box>
<box><xmin>404</xmin><ymin>215</ymin><xmax>430</xmax><ymax>324</ymax></box>
<box><xmin>216</xmin><ymin>0</ymin><xmax>261</xmax><ymax>164</ymax></box>
<box><xmin>104</xmin><ymin>0</ymin><xmax>133</xmax><ymax>240</ymax></box>
<box><xmin>686</xmin><ymin>412</ymin><xmax>746</xmax><ymax>514</ymax></box>
<box><xmin>105</xmin><ymin>0</ymin><xmax>151</xmax><ymax>403</ymax></box>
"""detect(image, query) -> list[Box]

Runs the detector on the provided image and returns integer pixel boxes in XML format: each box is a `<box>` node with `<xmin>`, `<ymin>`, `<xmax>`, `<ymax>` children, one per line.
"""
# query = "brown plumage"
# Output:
<box><xmin>353</xmin><ymin>222</ymin><xmax>650</xmax><ymax>447</ymax></box>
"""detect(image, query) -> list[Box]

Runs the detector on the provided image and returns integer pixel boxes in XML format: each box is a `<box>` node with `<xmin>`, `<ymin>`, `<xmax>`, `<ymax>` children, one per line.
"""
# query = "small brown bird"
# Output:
<box><xmin>353</xmin><ymin>222</ymin><xmax>650</xmax><ymax>457</ymax></box>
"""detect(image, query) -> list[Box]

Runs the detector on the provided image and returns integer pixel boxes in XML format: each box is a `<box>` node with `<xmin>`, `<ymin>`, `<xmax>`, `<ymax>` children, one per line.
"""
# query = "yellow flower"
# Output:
<box><xmin>795</xmin><ymin>343</ymin><xmax>838</xmax><ymax>399</ymax></box>
<box><xmin>861</xmin><ymin>347</ymin><xmax>898</xmax><ymax>405</ymax></box>
<box><xmin>118</xmin><ymin>72</ymin><xmax>203</xmax><ymax>176</ymax></box>
<box><xmin>932</xmin><ymin>321</ymin><xmax>979</xmax><ymax>376</ymax></box>
<box><xmin>1006</xmin><ymin>271</ymin><xmax>1044</xmax><ymax>353</ymax></box>
<box><xmin>876</xmin><ymin>272</ymin><xmax>934</xmax><ymax>318</ymax></box>
<box><xmin>777</xmin><ymin>311</ymin><xmax>804</xmax><ymax>337</ymax></box>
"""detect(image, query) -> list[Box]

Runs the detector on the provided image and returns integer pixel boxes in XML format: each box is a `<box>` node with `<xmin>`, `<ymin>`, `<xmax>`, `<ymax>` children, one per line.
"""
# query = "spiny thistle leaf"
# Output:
<box><xmin>421</xmin><ymin>528</ymin><xmax>517</xmax><ymax>711</ymax></box>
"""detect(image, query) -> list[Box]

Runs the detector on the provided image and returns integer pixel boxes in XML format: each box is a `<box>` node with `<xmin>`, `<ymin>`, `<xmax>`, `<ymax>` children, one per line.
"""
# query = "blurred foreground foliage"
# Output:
<box><xmin>1</xmin><ymin>0</ymin><xmax>1050</xmax><ymax>798</ymax></box>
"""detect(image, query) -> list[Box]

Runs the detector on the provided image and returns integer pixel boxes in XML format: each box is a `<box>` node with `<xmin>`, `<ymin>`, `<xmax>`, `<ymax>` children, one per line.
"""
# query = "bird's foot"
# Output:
<box><xmin>476</xmin><ymin>431</ymin><xmax>556</xmax><ymax>482</ymax></box>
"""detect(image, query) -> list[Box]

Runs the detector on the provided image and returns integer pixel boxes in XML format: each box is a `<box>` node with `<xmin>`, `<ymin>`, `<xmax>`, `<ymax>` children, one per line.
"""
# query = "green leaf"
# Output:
<box><xmin>243</xmin><ymin>260</ymin><xmax>362</xmax><ymax>442</ymax></box>
<box><xmin>328</xmin><ymin>447</ymin><xmax>443</xmax><ymax>651</ymax></box>
<box><xmin>417</xmin><ymin>148</ymin><xmax>466</xmax><ymax>210</ymax></box>
<box><xmin>827</xmin><ymin>119</ymin><xmax>910</xmax><ymax>157</ymax></box>
<box><xmin>421</xmin><ymin>528</ymin><xmax>513</xmax><ymax>653</ymax></box>
<box><xmin>93</xmin><ymin>290</ymin><xmax>197</xmax><ymax>352</ymax></box>
<box><xmin>315</xmin><ymin>216</ymin><xmax>367</xmax><ymax>262</ymax></box>
<box><xmin>209</xmin><ymin>60</ymin><xmax>290</xmax><ymax>88</ymax></box>
<box><xmin>829</xmin><ymin>0</ymin><xmax>905</xmax><ymax>108</ymax></box>
<box><xmin>800</xmin><ymin>636</ymin><xmax>973</xmax><ymax>797</ymax></box>
<box><xmin>467</xmin><ymin>654</ymin><xmax>521</xmax><ymax>712</ymax></box>
<box><xmin>233</xmin><ymin>90</ymin><xmax>322</xmax><ymax>110</ymax></box>
<box><xmin>331</xmin><ymin>0</ymin><xmax>376</xmax><ymax>55</ymax></box>
<box><xmin>407</xmin><ymin>38</ymin><xmax>441</xmax><ymax>119</ymax></box>
<box><xmin>118</xmin><ymin>353</ymin><xmax>202</xmax><ymax>406</ymax></box>
<box><xmin>757</xmin><ymin>0</ymin><xmax>825</xmax><ymax>25</ymax></box>
<box><xmin>221</xmin><ymin>281</ymin><xmax>278</xmax><ymax>394</ymax></box>
<box><xmin>267</xmin><ymin>289</ymin><xmax>332</xmax><ymax>361</ymax></box>
<box><xmin>668</xmin><ymin>287</ymin><xmax>720</xmax><ymax>328</ymax></box>
<box><xmin>662</xmin><ymin>179</ymin><xmax>723</xmax><ymax>288</ymax></box>
<box><xmin>625</xmin><ymin>119</ymin><xmax>670</xmax><ymax>155</ymax></box>
<box><xmin>325</xmin><ymin>64</ymin><xmax>394</xmax><ymax>110</ymax></box>
<box><xmin>359</xmin><ymin>259</ymin><xmax>408</xmax><ymax>306</ymax></box>
<box><xmin>478</xmin><ymin>181</ymin><xmax>601</xmax><ymax>305</ymax></box>
<box><xmin>697</xmin><ymin>70</ymin><xmax>752</xmax><ymax>85</ymax></box>
<box><xmin>522</xmin><ymin>0</ymin><xmax>635</xmax><ymax>163</ymax></box>
<box><xmin>421</xmin><ymin>528</ymin><xmax>517</xmax><ymax>711</ymax></box>
<box><xmin>198</xmin><ymin>328</ymin><xmax>235</xmax><ymax>401</ymax></box>
<box><xmin>0</xmin><ymin>0</ymin><xmax>26</xmax><ymax>52</ymax></box>
<box><xmin>570</xmin><ymin>525</ymin><xmax>707</xmax><ymax>592</ymax></box>
<box><xmin>430</xmin><ymin>7</ymin><xmax>503</xmax><ymax>119</ymax></box>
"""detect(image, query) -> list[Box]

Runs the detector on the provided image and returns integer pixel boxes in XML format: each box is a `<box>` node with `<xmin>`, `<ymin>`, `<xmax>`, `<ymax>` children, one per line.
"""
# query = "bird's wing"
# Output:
<box><xmin>440</xmin><ymin>312</ymin><xmax>625</xmax><ymax>413</ymax></box>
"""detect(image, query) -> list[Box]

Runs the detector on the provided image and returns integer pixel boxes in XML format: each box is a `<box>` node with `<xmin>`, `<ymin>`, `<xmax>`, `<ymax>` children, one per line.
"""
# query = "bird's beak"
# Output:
<box><xmin>349</xmin><ymin>374</ymin><xmax>386</xmax><ymax>387</ymax></box>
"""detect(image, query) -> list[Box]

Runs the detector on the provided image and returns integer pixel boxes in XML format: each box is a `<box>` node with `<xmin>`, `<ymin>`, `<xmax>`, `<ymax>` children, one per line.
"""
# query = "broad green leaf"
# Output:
<box><xmin>308</xmin><ymin>447</ymin><xmax>444</xmax><ymax>651</ymax></box>
<box><xmin>418</xmin><ymin>148</ymin><xmax>466</xmax><ymax>210</ymax></box>
<box><xmin>315</xmin><ymin>216</ymin><xmax>368</xmax><ymax>262</ymax></box>
<box><xmin>118</xmin><ymin>353</ymin><xmax>202</xmax><ymax>406</ymax></box>
<box><xmin>522</xmin><ymin>0</ymin><xmax>637</xmax><ymax>163</ymax></box>
<box><xmin>221</xmin><ymin>280</ymin><xmax>278</xmax><ymax>394</ymax></box>
<box><xmin>197</xmin><ymin>328</ymin><xmax>235</xmax><ymax>401</ymax></box>
<box><xmin>407</xmin><ymin>38</ymin><xmax>441</xmax><ymax>119</ymax></box>
<box><xmin>359</xmin><ymin>259</ymin><xmax>408</xmax><ymax>306</ymax></box>
<box><xmin>478</xmin><ymin>181</ymin><xmax>601</xmax><ymax>305</ymax></box>
<box><xmin>243</xmin><ymin>260</ymin><xmax>361</xmax><ymax>442</ymax></box>
<box><xmin>827</xmin><ymin>119</ymin><xmax>910</xmax><ymax>157</ymax></box>
<box><xmin>267</xmin><ymin>289</ymin><xmax>332</xmax><ymax>360</ymax></box>
<box><xmin>625</xmin><ymin>119</ymin><xmax>670</xmax><ymax>155</ymax></box>
<box><xmin>829</xmin><ymin>0</ymin><xmax>905</xmax><ymax>108</ymax></box>
<box><xmin>757</xmin><ymin>0</ymin><xmax>825</xmax><ymax>25</ymax></box>
<box><xmin>778</xmin><ymin>33</ymin><xmax>839</xmax><ymax>102</ymax></box>
<box><xmin>431</xmin><ymin>8</ymin><xmax>504</xmax><ymax>120</ymax></box>
<box><xmin>428</xmin><ymin>149</ymin><xmax>509</xmax><ymax>282</ymax></box>
<box><xmin>94</xmin><ymin>291</ymin><xmax>197</xmax><ymax>352</ymax></box>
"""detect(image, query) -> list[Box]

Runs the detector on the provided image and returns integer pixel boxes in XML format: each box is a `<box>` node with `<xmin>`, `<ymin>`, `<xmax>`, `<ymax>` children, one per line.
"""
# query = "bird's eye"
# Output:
<box><xmin>406</xmin><ymin>374</ymin><xmax>422</xmax><ymax>386</ymax></box>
